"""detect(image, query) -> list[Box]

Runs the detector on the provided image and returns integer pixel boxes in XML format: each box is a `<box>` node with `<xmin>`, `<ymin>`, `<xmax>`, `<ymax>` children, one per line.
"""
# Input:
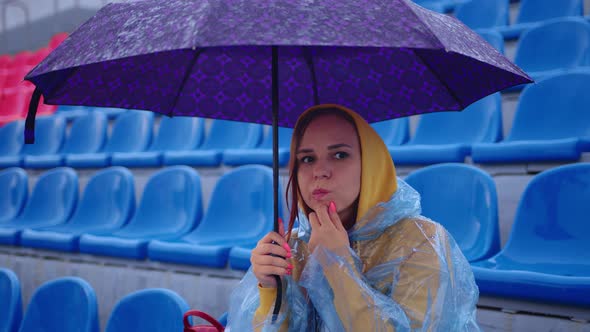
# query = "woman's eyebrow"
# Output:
<box><xmin>327</xmin><ymin>143</ymin><xmax>352</xmax><ymax>150</ymax></box>
<box><xmin>296</xmin><ymin>148</ymin><xmax>314</xmax><ymax>154</ymax></box>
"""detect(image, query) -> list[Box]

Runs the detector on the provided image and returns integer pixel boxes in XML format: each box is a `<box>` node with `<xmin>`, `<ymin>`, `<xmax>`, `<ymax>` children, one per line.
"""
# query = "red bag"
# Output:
<box><xmin>183</xmin><ymin>310</ymin><xmax>225</xmax><ymax>332</ymax></box>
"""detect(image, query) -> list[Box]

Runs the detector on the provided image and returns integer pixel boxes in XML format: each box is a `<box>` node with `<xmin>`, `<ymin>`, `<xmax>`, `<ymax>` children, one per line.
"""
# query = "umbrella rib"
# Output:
<box><xmin>412</xmin><ymin>49</ymin><xmax>463</xmax><ymax>108</ymax></box>
<box><xmin>168</xmin><ymin>48</ymin><xmax>205</xmax><ymax>117</ymax></box>
<box><xmin>303</xmin><ymin>47</ymin><xmax>320</xmax><ymax>105</ymax></box>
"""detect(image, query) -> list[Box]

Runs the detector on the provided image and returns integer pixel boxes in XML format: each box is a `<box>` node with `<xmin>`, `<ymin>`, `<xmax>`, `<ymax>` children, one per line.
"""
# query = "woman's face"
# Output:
<box><xmin>296</xmin><ymin>114</ymin><xmax>362</xmax><ymax>226</ymax></box>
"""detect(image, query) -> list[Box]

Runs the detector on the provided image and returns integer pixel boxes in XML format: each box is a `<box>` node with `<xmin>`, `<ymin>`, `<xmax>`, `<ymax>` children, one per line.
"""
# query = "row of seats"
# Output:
<box><xmin>0</xmin><ymin>165</ymin><xmax>279</xmax><ymax>269</ymax></box>
<box><xmin>2</xmin><ymin>70</ymin><xmax>589</xmax><ymax>167</ymax></box>
<box><xmin>0</xmin><ymin>270</ymin><xmax>223</xmax><ymax>332</ymax></box>
<box><xmin>1</xmin><ymin>162</ymin><xmax>588</xmax><ymax>308</ymax></box>
<box><xmin>418</xmin><ymin>0</ymin><xmax>586</xmax><ymax>40</ymax></box>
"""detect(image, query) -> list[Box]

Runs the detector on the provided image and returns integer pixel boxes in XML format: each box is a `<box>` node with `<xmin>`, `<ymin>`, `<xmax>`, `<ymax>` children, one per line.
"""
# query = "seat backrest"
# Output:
<box><xmin>0</xmin><ymin>121</ymin><xmax>24</xmax><ymax>156</ymax></box>
<box><xmin>0</xmin><ymin>168</ymin><xmax>28</xmax><ymax>223</ymax></box>
<box><xmin>16</xmin><ymin>167</ymin><xmax>77</xmax><ymax>224</ymax></box>
<box><xmin>150</xmin><ymin>116</ymin><xmax>204</xmax><ymax>151</ymax></box>
<box><xmin>186</xmin><ymin>165</ymin><xmax>278</xmax><ymax>245</ymax></box>
<box><xmin>105</xmin><ymin>288</ymin><xmax>188</xmax><ymax>332</ymax></box>
<box><xmin>478</xmin><ymin>30</ymin><xmax>505</xmax><ymax>54</ymax></box>
<box><xmin>514</xmin><ymin>18</ymin><xmax>590</xmax><ymax>73</ymax></box>
<box><xmin>201</xmin><ymin>120</ymin><xmax>262</xmax><ymax>150</ymax></box>
<box><xmin>259</xmin><ymin>127</ymin><xmax>294</xmax><ymax>149</ymax></box>
<box><xmin>455</xmin><ymin>0</ymin><xmax>509</xmax><ymax>29</ymax></box>
<box><xmin>0</xmin><ymin>268</ymin><xmax>22</xmax><ymax>332</ymax></box>
<box><xmin>21</xmin><ymin>116</ymin><xmax>65</xmax><ymax>156</ymax></box>
<box><xmin>103</xmin><ymin>110</ymin><xmax>153</xmax><ymax>153</ymax></box>
<box><xmin>67</xmin><ymin>167</ymin><xmax>135</xmax><ymax>230</ymax></box>
<box><xmin>18</xmin><ymin>277</ymin><xmax>99</xmax><ymax>332</ymax></box>
<box><xmin>410</xmin><ymin>93</ymin><xmax>502</xmax><ymax>145</ymax></box>
<box><xmin>503</xmin><ymin>163</ymin><xmax>590</xmax><ymax>266</ymax></box>
<box><xmin>516</xmin><ymin>0</ymin><xmax>583</xmax><ymax>25</ymax></box>
<box><xmin>371</xmin><ymin>118</ymin><xmax>409</xmax><ymax>146</ymax></box>
<box><xmin>508</xmin><ymin>72</ymin><xmax>590</xmax><ymax>141</ymax></box>
<box><xmin>405</xmin><ymin>163</ymin><xmax>500</xmax><ymax>261</ymax></box>
<box><xmin>61</xmin><ymin>112</ymin><xmax>107</xmax><ymax>154</ymax></box>
<box><xmin>119</xmin><ymin>166</ymin><xmax>201</xmax><ymax>236</ymax></box>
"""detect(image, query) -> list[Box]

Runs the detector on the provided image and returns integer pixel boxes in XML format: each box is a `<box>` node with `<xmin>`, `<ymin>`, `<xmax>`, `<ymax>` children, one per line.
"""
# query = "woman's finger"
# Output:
<box><xmin>308</xmin><ymin>212</ymin><xmax>321</xmax><ymax>229</ymax></box>
<box><xmin>252</xmin><ymin>254</ymin><xmax>292</xmax><ymax>269</ymax></box>
<box><xmin>258</xmin><ymin>265</ymin><xmax>291</xmax><ymax>277</ymax></box>
<box><xmin>316</xmin><ymin>204</ymin><xmax>335</xmax><ymax>230</ymax></box>
<box><xmin>258</xmin><ymin>231</ymin><xmax>287</xmax><ymax>247</ymax></box>
<box><xmin>278</xmin><ymin>217</ymin><xmax>286</xmax><ymax>237</ymax></box>
<box><xmin>252</xmin><ymin>243</ymin><xmax>290</xmax><ymax>258</ymax></box>
<box><xmin>328</xmin><ymin>201</ymin><xmax>345</xmax><ymax>231</ymax></box>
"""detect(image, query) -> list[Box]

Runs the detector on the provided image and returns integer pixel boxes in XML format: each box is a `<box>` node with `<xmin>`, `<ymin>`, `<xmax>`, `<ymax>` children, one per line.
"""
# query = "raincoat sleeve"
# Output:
<box><xmin>253</xmin><ymin>286</ymin><xmax>289</xmax><ymax>331</ymax></box>
<box><xmin>299</xmin><ymin>217</ymin><xmax>480</xmax><ymax>331</ymax></box>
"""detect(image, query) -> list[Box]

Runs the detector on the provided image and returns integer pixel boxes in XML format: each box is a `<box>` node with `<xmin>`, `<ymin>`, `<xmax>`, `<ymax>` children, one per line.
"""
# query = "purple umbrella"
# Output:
<box><xmin>23</xmin><ymin>0</ymin><xmax>531</xmax><ymax>316</ymax></box>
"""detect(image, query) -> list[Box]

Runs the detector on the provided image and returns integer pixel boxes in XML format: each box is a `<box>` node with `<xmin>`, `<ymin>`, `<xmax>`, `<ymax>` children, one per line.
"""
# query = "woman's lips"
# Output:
<box><xmin>312</xmin><ymin>189</ymin><xmax>330</xmax><ymax>200</ymax></box>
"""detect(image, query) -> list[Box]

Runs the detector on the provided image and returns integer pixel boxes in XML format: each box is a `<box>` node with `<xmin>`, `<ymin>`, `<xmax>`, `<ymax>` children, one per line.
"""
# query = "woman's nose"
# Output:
<box><xmin>313</xmin><ymin>161</ymin><xmax>331</xmax><ymax>179</ymax></box>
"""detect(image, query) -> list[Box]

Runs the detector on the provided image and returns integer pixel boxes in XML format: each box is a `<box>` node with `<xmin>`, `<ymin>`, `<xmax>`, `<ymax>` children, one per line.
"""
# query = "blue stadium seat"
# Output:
<box><xmin>148</xmin><ymin>165</ymin><xmax>278</xmax><ymax>268</ymax></box>
<box><xmin>0</xmin><ymin>168</ymin><xmax>27</xmax><ymax>224</ymax></box>
<box><xmin>512</xmin><ymin>18</ymin><xmax>590</xmax><ymax>83</ymax></box>
<box><xmin>0</xmin><ymin>121</ymin><xmax>24</xmax><ymax>168</ymax></box>
<box><xmin>455</xmin><ymin>0</ymin><xmax>509</xmax><ymax>30</ymax></box>
<box><xmin>228</xmin><ymin>245</ymin><xmax>254</xmax><ymax>271</ymax></box>
<box><xmin>497</xmin><ymin>0</ymin><xmax>584</xmax><ymax>40</ymax></box>
<box><xmin>0</xmin><ymin>167</ymin><xmax>77</xmax><ymax>245</ymax></box>
<box><xmin>20</xmin><ymin>167</ymin><xmax>135</xmax><ymax>252</ymax></box>
<box><xmin>413</xmin><ymin>0</ymin><xmax>464</xmax><ymax>13</ymax></box>
<box><xmin>55</xmin><ymin>105</ymin><xmax>89</xmax><ymax>120</ymax></box>
<box><xmin>477</xmin><ymin>30</ymin><xmax>505</xmax><ymax>54</ymax></box>
<box><xmin>105</xmin><ymin>288</ymin><xmax>188</xmax><ymax>332</ymax></box>
<box><xmin>111</xmin><ymin>116</ymin><xmax>204</xmax><ymax>167</ymax></box>
<box><xmin>472</xmin><ymin>72</ymin><xmax>590</xmax><ymax>163</ymax></box>
<box><xmin>413</xmin><ymin>1</ymin><xmax>446</xmax><ymax>13</ymax></box>
<box><xmin>371</xmin><ymin>118</ymin><xmax>410</xmax><ymax>147</ymax></box>
<box><xmin>389</xmin><ymin>93</ymin><xmax>502</xmax><ymax>164</ymax></box>
<box><xmin>163</xmin><ymin>120</ymin><xmax>262</xmax><ymax>167</ymax></box>
<box><xmin>472</xmin><ymin>163</ymin><xmax>590</xmax><ymax>307</ymax></box>
<box><xmin>18</xmin><ymin>277</ymin><xmax>99</xmax><ymax>332</ymax></box>
<box><xmin>405</xmin><ymin>163</ymin><xmax>500</xmax><ymax>262</ymax></box>
<box><xmin>0</xmin><ymin>116</ymin><xmax>65</xmax><ymax>168</ymax></box>
<box><xmin>95</xmin><ymin>107</ymin><xmax>126</xmax><ymax>118</ymax></box>
<box><xmin>65</xmin><ymin>110</ymin><xmax>153</xmax><ymax>168</ymax></box>
<box><xmin>0</xmin><ymin>268</ymin><xmax>22</xmax><ymax>332</ymax></box>
<box><xmin>223</xmin><ymin>127</ymin><xmax>292</xmax><ymax>166</ymax></box>
<box><xmin>23</xmin><ymin>112</ymin><xmax>107</xmax><ymax>168</ymax></box>
<box><xmin>78</xmin><ymin>166</ymin><xmax>201</xmax><ymax>259</ymax></box>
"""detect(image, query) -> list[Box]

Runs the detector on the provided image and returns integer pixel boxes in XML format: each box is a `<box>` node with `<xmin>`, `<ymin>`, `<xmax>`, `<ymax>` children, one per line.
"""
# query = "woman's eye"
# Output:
<box><xmin>334</xmin><ymin>151</ymin><xmax>349</xmax><ymax>159</ymax></box>
<box><xmin>300</xmin><ymin>156</ymin><xmax>314</xmax><ymax>163</ymax></box>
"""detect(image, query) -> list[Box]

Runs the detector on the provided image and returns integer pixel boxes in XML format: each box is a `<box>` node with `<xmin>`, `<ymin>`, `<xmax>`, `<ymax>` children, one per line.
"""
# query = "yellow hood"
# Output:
<box><xmin>292</xmin><ymin>104</ymin><xmax>397</xmax><ymax>224</ymax></box>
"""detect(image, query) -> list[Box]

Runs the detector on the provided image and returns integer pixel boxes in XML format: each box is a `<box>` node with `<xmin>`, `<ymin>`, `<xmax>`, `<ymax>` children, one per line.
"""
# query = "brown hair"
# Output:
<box><xmin>285</xmin><ymin>107</ymin><xmax>358</xmax><ymax>241</ymax></box>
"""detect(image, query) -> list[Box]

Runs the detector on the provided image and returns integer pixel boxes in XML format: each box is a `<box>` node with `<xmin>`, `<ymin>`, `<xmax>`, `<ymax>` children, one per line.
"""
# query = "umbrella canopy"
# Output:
<box><xmin>25</xmin><ymin>0</ymin><xmax>531</xmax><ymax>127</ymax></box>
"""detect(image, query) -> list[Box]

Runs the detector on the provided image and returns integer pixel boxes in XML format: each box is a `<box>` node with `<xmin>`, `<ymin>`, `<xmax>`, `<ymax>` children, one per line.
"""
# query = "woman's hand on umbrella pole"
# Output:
<box><xmin>308</xmin><ymin>201</ymin><xmax>350</xmax><ymax>254</ymax></box>
<box><xmin>251</xmin><ymin>217</ymin><xmax>292</xmax><ymax>288</ymax></box>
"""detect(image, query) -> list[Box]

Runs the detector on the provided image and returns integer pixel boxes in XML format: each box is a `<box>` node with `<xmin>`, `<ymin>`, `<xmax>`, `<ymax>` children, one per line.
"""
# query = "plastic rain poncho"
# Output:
<box><xmin>226</xmin><ymin>105</ymin><xmax>481</xmax><ymax>331</ymax></box>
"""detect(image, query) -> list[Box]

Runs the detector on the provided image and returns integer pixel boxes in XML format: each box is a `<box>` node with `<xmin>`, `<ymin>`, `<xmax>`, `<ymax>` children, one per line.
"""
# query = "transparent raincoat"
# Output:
<box><xmin>226</xmin><ymin>105</ymin><xmax>481</xmax><ymax>331</ymax></box>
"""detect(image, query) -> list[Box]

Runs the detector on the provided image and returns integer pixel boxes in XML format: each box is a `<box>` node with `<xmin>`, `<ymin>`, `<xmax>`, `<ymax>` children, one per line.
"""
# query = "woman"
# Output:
<box><xmin>227</xmin><ymin>104</ymin><xmax>481</xmax><ymax>331</ymax></box>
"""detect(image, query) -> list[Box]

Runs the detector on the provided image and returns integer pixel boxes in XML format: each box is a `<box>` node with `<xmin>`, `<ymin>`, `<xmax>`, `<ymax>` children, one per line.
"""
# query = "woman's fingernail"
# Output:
<box><xmin>283</xmin><ymin>242</ymin><xmax>291</xmax><ymax>252</ymax></box>
<box><xmin>288</xmin><ymin>264</ymin><xmax>293</xmax><ymax>269</ymax></box>
<box><xmin>286</xmin><ymin>252</ymin><xmax>292</xmax><ymax>258</ymax></box>
<box><xmin>329</xmin><ymin>201</ymin><xmax>336</xmax><ymax>213</ymax></box>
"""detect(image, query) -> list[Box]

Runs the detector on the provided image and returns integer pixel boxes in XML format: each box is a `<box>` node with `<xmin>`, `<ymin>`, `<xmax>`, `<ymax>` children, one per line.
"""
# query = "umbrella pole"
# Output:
<box><xmin>271</xmin><ymin>45</ymin><xmax>283</xmax><ymax>322</ymax></box>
